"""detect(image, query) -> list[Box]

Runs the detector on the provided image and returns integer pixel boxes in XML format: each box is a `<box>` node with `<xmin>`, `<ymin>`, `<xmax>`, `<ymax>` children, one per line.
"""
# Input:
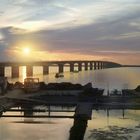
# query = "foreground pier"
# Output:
<box><xmin>0</xmin><ymin>88</ymin><xmax>140</xmax><ymax>140</ymax></box>
<box><xmin>0</xmin><ymin>89</ymin><xmax>140</xmax><ymax>116</ymax></box>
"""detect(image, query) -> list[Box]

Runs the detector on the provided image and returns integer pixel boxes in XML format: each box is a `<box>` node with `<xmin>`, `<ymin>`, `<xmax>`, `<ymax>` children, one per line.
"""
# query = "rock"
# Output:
<box><xmin>14</xmin><ymin>81</ymin><xmax>23</xmax><ymax>89</ymax></box>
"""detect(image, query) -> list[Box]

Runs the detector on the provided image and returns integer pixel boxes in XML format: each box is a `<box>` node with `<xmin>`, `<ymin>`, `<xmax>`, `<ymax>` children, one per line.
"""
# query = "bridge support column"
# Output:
<box><xmin>100</xmin><ymin>62</ymin><xmax>102</xmax><ymax>69</ymax></box>
<box><xmin>94</xmin><ymin>62</ymin><xmax>97</xmax><ymax>70</ymax></box>
<box><xmin>102</xmin><ymin>62</ymin><xmax>105</xmax><ymax>69</ymax></box>
<box><xmin>26</xmin><ymin>66</ymin><xmax>33</xmax><ymax>77</ymax></box>
<box><xmin>43</xmin><ymin>65</ymin><xmax>49</xmax><ymax>75</ymax></box>
<box><xmin>85</xmin><ymin>63</ymin><xmax>88</xmax><ymax>71</ymax></box>
<box><xmin>101</xmin><ymin>62</ymin><xmax>103</xmax><ymax>69</ymax></box>
<box><xmin>58</xmin><ymin>64</ymin><xmax>64</xmax><ymax>73</ymax></box>
<box><xmin>100</xmin><ymin>62</ymin><xmax>103</xmax><ymax>69</ymax></box>
<box><xmin>97</xmin><ymin>62</ymin><xmax>100</xmax><ymax>69</ymax></box>
<box><xmin>0</xmin><ymin>66</ymin><xmax>5</xmax><ymax>77</ymax></box>
<box><xmin>104</xmin><ymin>62</ymin><xmax>107</xmax><ymax>68</ymax></box>
<box><xmin>12</xmin><ymin>66</ymin><xmax>19</xmax><ymax>78</ymax></box>
<box><xmin>90</xmin><ymin>62</ymin><xmax>93</xmax><ymax>70</ymax></box>
<box><xmin>70</xmin><ymin>64</ymin><xmax>74</xmax><ymax>72</ymax></box>
<box><xmin>78</xmin><ymin>63</ymin><xmax>82</xmax><ymax>71</ymax></box>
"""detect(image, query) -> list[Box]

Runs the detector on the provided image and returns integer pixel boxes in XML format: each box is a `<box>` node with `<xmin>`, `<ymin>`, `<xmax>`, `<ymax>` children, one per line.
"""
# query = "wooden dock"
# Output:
<box><xmin>0</xmin><ymin>88</ymin><xmax>140</xmax><ymax>118</ymax></box>
<box><xmin>69</xmin><ymin>102</ymin><xmax>93</xmax><ymax>140</ymax></box>
<box><xmin>74</xmin><ymin>102</ymin><xmax>93</xmax><ymax>120</ymax></box>
<box><xmin>0</xmin><ymin>97</ymin><xmax>15</xmax><ymax>116</ymax></box>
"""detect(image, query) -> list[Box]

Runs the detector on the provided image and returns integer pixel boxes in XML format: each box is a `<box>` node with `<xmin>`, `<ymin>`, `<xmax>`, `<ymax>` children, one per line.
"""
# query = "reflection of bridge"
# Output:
<box><xmin>0</xmin><ymin>61</ymin><xmax>121</xmax><ymax>78</ymax></box>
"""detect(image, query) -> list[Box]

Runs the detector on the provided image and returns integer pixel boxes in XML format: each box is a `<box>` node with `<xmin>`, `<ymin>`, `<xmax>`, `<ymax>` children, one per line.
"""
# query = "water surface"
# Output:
<box><xmin>1</xmin><ymin>67</ymin><xmax>140</xmax><ymax>140</ymax></box>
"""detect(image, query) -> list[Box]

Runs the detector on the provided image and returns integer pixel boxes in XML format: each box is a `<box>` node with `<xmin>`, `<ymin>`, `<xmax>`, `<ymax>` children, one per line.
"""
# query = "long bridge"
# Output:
<box><xmin>122</xmin><ymin>65</ymin><xmax>140</xmax><ymax>67</ymax></box>
<box><xmin>0</xmin><ymin>60</ymin><xmax>121</xmax><ymax>78</ymax></box>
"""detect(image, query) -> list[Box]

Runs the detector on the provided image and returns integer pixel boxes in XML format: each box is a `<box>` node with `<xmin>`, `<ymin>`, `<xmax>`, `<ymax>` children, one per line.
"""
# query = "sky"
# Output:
<box><xmin>0</xmin><ymin>0</ymin><xmax>140</xmax><ymax>64</ymax></box>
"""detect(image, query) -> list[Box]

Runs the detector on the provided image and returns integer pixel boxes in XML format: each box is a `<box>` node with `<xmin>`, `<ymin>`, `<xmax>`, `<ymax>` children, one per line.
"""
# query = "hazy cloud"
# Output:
<box><xmin>0</xmin><ymin>0</ymin><xmax>140</xmax><ymax>64</ymax></box>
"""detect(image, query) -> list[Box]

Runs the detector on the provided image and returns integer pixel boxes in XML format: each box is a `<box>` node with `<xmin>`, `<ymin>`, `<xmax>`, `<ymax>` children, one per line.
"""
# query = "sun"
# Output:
<box><xmin>23</xmin><ymin>47</ymin><xmax>30</xmax><ymax>55</ymax></box>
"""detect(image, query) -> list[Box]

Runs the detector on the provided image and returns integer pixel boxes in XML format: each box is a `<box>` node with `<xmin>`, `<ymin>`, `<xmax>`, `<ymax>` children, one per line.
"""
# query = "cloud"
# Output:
<box><xmin>0</xmin><ymin>0</ymin><xmax>140</xmax><ymax>64</ymax></box>
<box><xmin>1</xmin><ymin>0</ymin><xmax>139</xmax><ymax>31</ymax></box>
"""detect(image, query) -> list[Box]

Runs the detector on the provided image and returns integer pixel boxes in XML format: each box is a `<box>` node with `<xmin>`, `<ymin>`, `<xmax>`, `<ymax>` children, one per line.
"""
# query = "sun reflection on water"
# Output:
<box><xmin>21</xmin><ymin>66</ymin><xmax>27</xmax><ymax>82</ymax></box>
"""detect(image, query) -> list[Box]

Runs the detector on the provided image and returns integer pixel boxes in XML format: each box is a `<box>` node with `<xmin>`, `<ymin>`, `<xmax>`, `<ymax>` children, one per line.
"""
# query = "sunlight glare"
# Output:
<box><xmin>21</xmin><ymin>66</ymin><xmax>27</xmax><ymax>82</ymax></box>
<box><xmin>23</xmin><ymin>47</ymin><xmax>30</xmax><ymax>55</ymax></box>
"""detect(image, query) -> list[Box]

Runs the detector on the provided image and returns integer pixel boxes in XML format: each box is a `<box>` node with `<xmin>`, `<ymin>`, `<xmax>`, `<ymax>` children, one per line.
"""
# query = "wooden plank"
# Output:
<box><xmin>6</xmin><ymin>109</ymin><xmax>75</xmax><ymax>112</ymax></box>
<box><xmin>1</xmin><ymin>115</ymin><xmax>74</xmax><ymax>118</ymax></box>
<box><xmin>75</xmin><ymin>102</ymin><xmax>93</xmax><ymax>120</ymax></box>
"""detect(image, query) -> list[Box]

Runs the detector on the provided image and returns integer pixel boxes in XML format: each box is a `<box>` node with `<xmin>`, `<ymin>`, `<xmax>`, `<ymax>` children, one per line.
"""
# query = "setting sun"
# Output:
<box><xmin>23</xmin><ymin>47</ymin><xmax>30</xmax><ymax>55</ymax></box>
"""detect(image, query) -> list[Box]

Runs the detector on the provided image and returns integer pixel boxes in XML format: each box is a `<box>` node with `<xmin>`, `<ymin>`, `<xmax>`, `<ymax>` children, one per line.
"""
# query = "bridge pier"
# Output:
<box><xmin>78</xmin><ymin>63</ymin><xmax>82</xmax><ymax>71</ymax></box>
<box><xmin>90</xmin><ymin>62</ymin><xmax>93</xmax><ymax>70</ymax></box>
<box><xmin>43</xmin><ymin>65</ymin><xmax>49</xmax><ymax>75</ymax></box>
<box><xmin>97</xmin><ymin>62</ymin><xmax>100</xmax><ymax>69</ymax></box>
<box><xmin>26</xmin><ymin>66</ymin><xmax>33</xmax><ymax>77</ymax></box>
<box><xmin>94</xmin><ymin>62</ymin><xmax>97</xmax><ymax>70</ymax></box>
<box><xmin>12</xmin><ymin>66</ymin><xmax>19</xmax><ymax>78</ymax></box>
<box><xmin>85</xmin><ymin>63</ymin><xmax>88</xmax><ymax>71</ymax></box>
<box><xmin>0</xmin><ymin>66</ymin><xmax>5</xmax><ymax>77</ymax></box>
<box><xmin>58</xmin><ymin>64</ymin><xmax>64</xmax><ymax>73</ymax></box>
<box><xmin>70</xmin><ymin>64</ymin><xmax>74</xmax><ymax>72</ymax></box>
<box><xmin>100</xmin><ymin>62</ymin><xmax>103</xmax><ymax>69</ymax></box>
<box><xmin>102</xmin><ymin>62</ymin><xmax>105</xmax><ymax>69</ymax></box>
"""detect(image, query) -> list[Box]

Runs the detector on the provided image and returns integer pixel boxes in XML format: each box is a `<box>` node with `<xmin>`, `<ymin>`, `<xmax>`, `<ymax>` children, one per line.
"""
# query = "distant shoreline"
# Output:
<box><xmin>122</xmin><ymin>65</ymin><xmax>140</xmax><ymax>67</ymax></box>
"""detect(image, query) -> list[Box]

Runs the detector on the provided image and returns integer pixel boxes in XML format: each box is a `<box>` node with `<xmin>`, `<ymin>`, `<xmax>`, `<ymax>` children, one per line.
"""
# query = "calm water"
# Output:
<box><xmin>0</xmin><ymin>67</ymin><xmax>140</xmax><ymax>140</ymax></box>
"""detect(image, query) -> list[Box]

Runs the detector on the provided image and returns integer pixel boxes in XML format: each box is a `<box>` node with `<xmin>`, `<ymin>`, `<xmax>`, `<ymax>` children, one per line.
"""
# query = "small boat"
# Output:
<box><xmin>55</xmin><ymin>73</ymin><xmax>64</xmax><ymax>78</ymax></box>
